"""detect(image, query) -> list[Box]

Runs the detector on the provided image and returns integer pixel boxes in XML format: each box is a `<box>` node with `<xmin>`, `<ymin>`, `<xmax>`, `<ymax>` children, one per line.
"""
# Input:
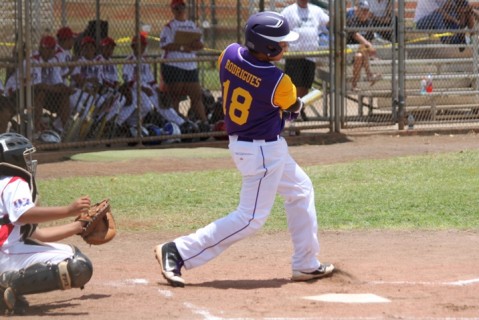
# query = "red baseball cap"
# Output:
<box><xmin>171</xmin><ymin>0</ymin><xmax>185</xmax><ymax>8</ymax></box>
<box><xmin>40</xmin><ymin>35</ymin><xmax>57</xmax><ymax>48</ymax></box>
<box><xmin>100</xmin><ymin>37</ymin><xmax>116</xmax><ymax>47</ymax></box>
<box><xmin>131</xmin><ymin>34</ymin><xmax>148</xmax><ymax>46</ymax></box>
<box><xmin>81</xmin><ymin>36</ymin><xmax>96</xmax><ymax>46</ymax></box>
<box><xmin>56</xmin><ymin>27</ymin><xmax>78</xmax><ymax>40</ymax></box>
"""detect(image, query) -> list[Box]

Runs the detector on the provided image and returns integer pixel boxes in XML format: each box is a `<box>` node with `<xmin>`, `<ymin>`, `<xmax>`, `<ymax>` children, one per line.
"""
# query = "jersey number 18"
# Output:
<box><xmin>222</xmin><ymin>80</ymin><xmax>252</xmax><ymax>125</ymax></box>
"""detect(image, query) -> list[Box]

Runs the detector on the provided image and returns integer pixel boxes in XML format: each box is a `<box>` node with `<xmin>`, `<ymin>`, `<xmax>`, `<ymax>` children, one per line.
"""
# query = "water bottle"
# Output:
<box><xmin>420</xmin><ymin>77</ymin><xmax>427</xmax><ymax>95</ymax></box>
<box><xmin>426</xmin><ymin>74</ymin><xmax>433</xmax><ymax>93</ymax></box>
<box><xmin>407</xmin><ymin>114</ymin><xmax>415</xmax><ymax>130</ymax></box>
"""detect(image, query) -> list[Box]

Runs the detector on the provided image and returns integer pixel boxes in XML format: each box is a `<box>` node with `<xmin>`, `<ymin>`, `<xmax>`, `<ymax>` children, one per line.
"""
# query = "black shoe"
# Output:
<box><xmin>2</xmin><ymin>287</ymin><xmax>29</xmax><ymax>315</ymax></box>
<box><xmin>0</xmin><ymin>288</ymin><xmax>7</xmax><ymax>314</ymax></box>
<box><xmin>291</xmin><ymin>263</ymin><xmax>335</xmax><ymax>281</ymax></box>
<box><xmin>154</xmin><ymin>242</ymin><xmax>185</xmax><ymax>287</ymax></box>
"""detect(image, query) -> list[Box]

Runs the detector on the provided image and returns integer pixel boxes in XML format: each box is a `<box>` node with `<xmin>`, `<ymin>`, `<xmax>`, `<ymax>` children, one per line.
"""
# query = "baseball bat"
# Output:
<box><xmin>79</xmin><ymin>94</ymin><xmax>99</xmax><ymax>140</ymax></box>
<box><xmin>94</xmin><ymin>88</ymin><xmax>121</xmax><ymax>139</ymax></box>
<box><xmin>79</xmin><ymin>86</ymin><xmax>114</xmax><ymax>140</ymax></box>
<box><xmin>300</xmin><ymin>89</ymin><xmax>323</xmax><ymax>106</ymax></box>
<box><xmin>64</xmin><ymin>89</ymin><xmax>95</xmax><ymax>142</ymax></box>
<box><xmin>62</xmin><ymin>88</ymin><xmax>85</xmax><ymax>140</ymax></box>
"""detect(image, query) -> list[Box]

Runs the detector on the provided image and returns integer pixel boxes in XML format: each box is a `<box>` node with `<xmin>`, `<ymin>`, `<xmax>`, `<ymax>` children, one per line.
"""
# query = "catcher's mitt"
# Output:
<box><xmin>76</xmin><ymin>199</ymin><xmax>116</xmax><ymax>245</ymax></box>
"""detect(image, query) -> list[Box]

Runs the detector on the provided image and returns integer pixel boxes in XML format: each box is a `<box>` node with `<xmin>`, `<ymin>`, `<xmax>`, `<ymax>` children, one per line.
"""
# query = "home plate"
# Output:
<box><xmin>304</xmin><ymin>293</ymin><xmax>391</xmax><ymax>303</ymax></box>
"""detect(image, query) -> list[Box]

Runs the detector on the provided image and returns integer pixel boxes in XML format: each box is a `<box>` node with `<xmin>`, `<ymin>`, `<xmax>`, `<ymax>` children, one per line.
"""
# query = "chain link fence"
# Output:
<box><xmin>336</xmin><ymin>0</ymin><xmax>479</xmax><ymax>132</ymax></box>
<box><xmin>0</xmin><ymin>0</ymin><xmax>478</xmax><ymax>151</ymax></box>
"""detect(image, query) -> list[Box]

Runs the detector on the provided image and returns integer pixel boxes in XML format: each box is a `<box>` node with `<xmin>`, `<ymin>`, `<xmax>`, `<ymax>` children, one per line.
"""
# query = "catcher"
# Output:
<box><xmin>0</xmin><ymin>133</ymin><xmax>115</xmax><ymax>315</ymax></box>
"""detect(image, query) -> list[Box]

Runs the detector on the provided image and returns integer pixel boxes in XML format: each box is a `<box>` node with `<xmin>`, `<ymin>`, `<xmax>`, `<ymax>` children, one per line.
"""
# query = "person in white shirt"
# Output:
<box><xmin>67</xmin><ymin>36</ymin><xmax>106</xmax><ymax>139</ymax></box>
<box><xmin>55</xmin><ymin>26</ymin><xmax>78</xmax><ymax>85</ymax></box>
<box><xmin>121</xmin><ymin>34</ymin><xmax>186</xmax><ymax>133</ymax></box>
<box><xmin>96</xmin><ymin>37</ymin><xmax>127</xmax><ymax>126</ymax></box>
<box><xmin>281</xmin><ymin>0</ymin><xmax>330</xmax><ymax>99</ymax></box>
<box><xmin>159</xmin><ymin>0</ymin><xmax>208</xmax><ymax>128</ymax></box>
<box><xmin>31</xmin><ymin>36</ymin><xmax>74</xmax><ymax>134</ymax></box>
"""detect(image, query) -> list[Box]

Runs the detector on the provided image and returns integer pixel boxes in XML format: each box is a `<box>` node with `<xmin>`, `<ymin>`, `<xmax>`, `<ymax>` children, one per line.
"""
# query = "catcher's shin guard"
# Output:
<box><xmin>0</xmin><ymin>246</ymin><xmax>93</xmax><ymax>295</ymax></box>
<box><xmin>67</xmin><ymin>246</ymin><xmax>93</xmax><ymax>288</ymax></box>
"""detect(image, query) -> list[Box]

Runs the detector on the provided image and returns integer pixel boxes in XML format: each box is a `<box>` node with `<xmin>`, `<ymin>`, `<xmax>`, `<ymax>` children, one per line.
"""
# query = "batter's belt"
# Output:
<box><xmin>236</xmin><ymin>136</ymin><xmax>279</xmax><ymax>143</ymax></box>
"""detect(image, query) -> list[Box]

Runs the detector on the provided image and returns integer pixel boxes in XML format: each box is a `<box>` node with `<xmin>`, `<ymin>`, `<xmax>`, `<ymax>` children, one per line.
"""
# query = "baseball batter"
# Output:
<box><xmin>155</xmin><ymin>11</ymin><xmax>334</xmax><ymax>287</ymax></box>
<box><xmin>0</xmin><ymin>133</ymin><xmax>93</xmax><ymax>314</ymax></box>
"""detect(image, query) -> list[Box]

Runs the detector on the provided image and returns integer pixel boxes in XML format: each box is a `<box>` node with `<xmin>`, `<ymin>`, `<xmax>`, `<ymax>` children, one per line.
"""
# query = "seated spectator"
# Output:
<box><xmin>70</xmin><ymin>36</ymin><xmax>102</xmax><ymax>92</ymax></box>
<box><xmin>55</xmin><ymin>26</ymin><xmax>78</xmax><ymax>85</ymax></box>
<box><xmin>96</xmin><ymin>37</ymin><xmax>127</xmax><ymax>130</ymax></box>
<box><xmin>415</xmin><ymin>0</ymin><xmax>475</xmax><ymax>45</ymax></box>
<box><xmin>347</xmin><ymin>0</ymin><xmax>382</xmax><ymax>91</ymax></box>
<box><xmin>121</xmin><ymin>34</ymin><xmax>188</xmax><ymax>135</ymax></box>
<box><xmin>4</xmin><ymin>43</ymin><xmax>26</xmax><ymax>99</ymax></box>
<box><xmin>32</xmin><ymin>35</ymin><xmax>75</xmax><ymax>134</ymax></box>
<box><xmin>98</xmin><ymin>37</ymin><xmax>120</xmax><ymax>91</ymax></box>
<box><xmin>69</xmin><ymin>36</ymin><xmax>104</xmax><ymax>114</ymax></box>
<box><xmin>0</xmin><ymin>81</ymin><xmax>16</xmax><ymax>133</ymax></box>
<box><xmin>3</xmin><ymin>75</ymin><xmax>20</xmax><ymax>131</ymax></box>
<box><xmin>159</xmin><ymin>0</ymin><xmax>208</xmax><ymax>127</ymax></box>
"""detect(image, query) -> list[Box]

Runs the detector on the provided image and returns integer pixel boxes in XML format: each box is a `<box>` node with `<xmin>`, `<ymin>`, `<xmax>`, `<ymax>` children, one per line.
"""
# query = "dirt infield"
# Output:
<box><xmin>23</xmin><ymin>132</ymin><xmax>479</xmax><ymax>319</ymax></box>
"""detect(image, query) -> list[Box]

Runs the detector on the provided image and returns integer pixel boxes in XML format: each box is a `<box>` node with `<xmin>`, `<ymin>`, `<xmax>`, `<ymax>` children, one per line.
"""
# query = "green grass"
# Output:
<box><xmin>38</xmin><ymin>150</ymin><xmax>479</xmax><ymax>232</ymax></box>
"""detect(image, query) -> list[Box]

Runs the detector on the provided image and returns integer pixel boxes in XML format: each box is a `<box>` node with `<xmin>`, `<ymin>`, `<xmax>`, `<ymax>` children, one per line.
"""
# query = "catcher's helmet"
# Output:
<box><xmin>0</xmin><ymin>132</ymin><xmax>37</xmax><ymax>175</ymax></box>
<box><xmin>245</xmin><ymin>11</ymin><xmax>298</xmax><ymax>58</ymax></box>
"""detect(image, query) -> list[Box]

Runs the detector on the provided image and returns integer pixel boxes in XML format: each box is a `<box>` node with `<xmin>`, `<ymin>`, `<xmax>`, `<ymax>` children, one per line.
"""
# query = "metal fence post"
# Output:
<box><xmin>333</xmin><ymin>0</ymin><xmax>345</xmax><ymax>133</ymax></box>
<box><xmin>25</xmin><ymin>0</ymin><xmax>34</xmax><ymax>140</ymax></box>
<box><xmin>397</xmin><ymin>0</ymin><xmax>405</xmax><ymax>130</ymax></box>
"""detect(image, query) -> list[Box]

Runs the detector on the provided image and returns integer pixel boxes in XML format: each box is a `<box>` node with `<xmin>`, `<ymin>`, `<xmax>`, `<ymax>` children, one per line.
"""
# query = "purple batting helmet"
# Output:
<box><xmin>244</xmin><ymin>11</ymin><xmax>299</xmax><ymax>58</ymax></box>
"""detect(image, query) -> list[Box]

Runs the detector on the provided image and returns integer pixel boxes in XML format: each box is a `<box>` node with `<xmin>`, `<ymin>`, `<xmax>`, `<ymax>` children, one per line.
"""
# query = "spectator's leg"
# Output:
<box><xmin>362</xmin><ymin>51</ymin><xmax>372</xmax><ymax>79</ymax></box>
<box><xmin>57</xmin><ymin>92</ymin><xmax>71</xmax><ymax>132</ymax></box>
<box><xmin>167</xmin><ymin>82</ymin><xmax>185</xmax><ymax>114</ymax></box>
<box><xmin>161</xmin><ymin>64</ymin><xmax>184</xmax><ymax>114</ymax></box>
<box><xmin>0</xmin><ymin>108</ymin><xmax>13</xmax><ymax>133</ymax></box>
<box><xmin>184</xmin><ymin>82</ymin><xmax>207</xmax><ymax>123</ymax></box>
<box><xmin>352</xmin><ymin>52</ymin><xmax>363</xmax><ymax>90</ymax></box>
<box><xmin>33</xmin><ymin>88</ymin><xmax>47</xmax><ymax>132</ymax></box>
<box><xmin>0</xmin><ymin>96</ymin><xmax>15</xmax><ymax>133</ymax></box>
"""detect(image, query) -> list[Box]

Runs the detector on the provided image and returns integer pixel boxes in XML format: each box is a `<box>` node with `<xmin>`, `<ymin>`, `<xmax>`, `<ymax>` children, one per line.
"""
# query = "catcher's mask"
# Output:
<box><xmin>0</xmin><ymin>132</ymin><xmax>37</xmax><ymax>176</ymax></box>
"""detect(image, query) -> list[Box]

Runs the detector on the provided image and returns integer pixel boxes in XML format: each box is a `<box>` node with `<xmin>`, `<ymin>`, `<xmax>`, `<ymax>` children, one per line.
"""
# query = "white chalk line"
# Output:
<box><xmin>370</xmin><ymin>277</ymin><xmax>479</xmax><ymax>286</ymax></box>
<box><xmin>183</xmin><ymin>302</ymin><xmax>223</xmax><ymax>320</ymax></box>
<box><xmin>103</xmin><ymin>278</ymin><xmax>149</xmax><ymax>287</ymax></box>
<box><xmin>157</xmin><ymin>288</ymin><xmax>173</xmax><ymax>298</ymax></box>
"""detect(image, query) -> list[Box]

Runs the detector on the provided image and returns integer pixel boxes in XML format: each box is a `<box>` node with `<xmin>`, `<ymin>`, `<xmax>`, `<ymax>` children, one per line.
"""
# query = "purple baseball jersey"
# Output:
<box><xmin>218</xmin><ymin>43</ymin><xmax>297</xmax><ymax>139</ymax></box>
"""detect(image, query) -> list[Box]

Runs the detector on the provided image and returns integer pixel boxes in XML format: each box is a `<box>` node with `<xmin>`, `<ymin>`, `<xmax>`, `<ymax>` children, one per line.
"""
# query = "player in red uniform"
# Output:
<box><xmin>0</xmin><ymin>133</ymin><xmax>93</xmax><ymax>314</ymax></box>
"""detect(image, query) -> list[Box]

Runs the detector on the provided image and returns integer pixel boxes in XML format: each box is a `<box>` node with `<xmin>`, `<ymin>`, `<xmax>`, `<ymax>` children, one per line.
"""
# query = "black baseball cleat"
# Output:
<box><xmin>2</xmin><ymin>287</ymin><xmax>29</xmax><ymax>315</ymax></box>
<box><xmin>154</xmin><ymin>242</ymin><xmax>185</xmax><ymax>287</ymax></box>
<box><xmin>291</xmin><ymin>263</ymin><xmax>335</xmax><ymax>281</ymax></box>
